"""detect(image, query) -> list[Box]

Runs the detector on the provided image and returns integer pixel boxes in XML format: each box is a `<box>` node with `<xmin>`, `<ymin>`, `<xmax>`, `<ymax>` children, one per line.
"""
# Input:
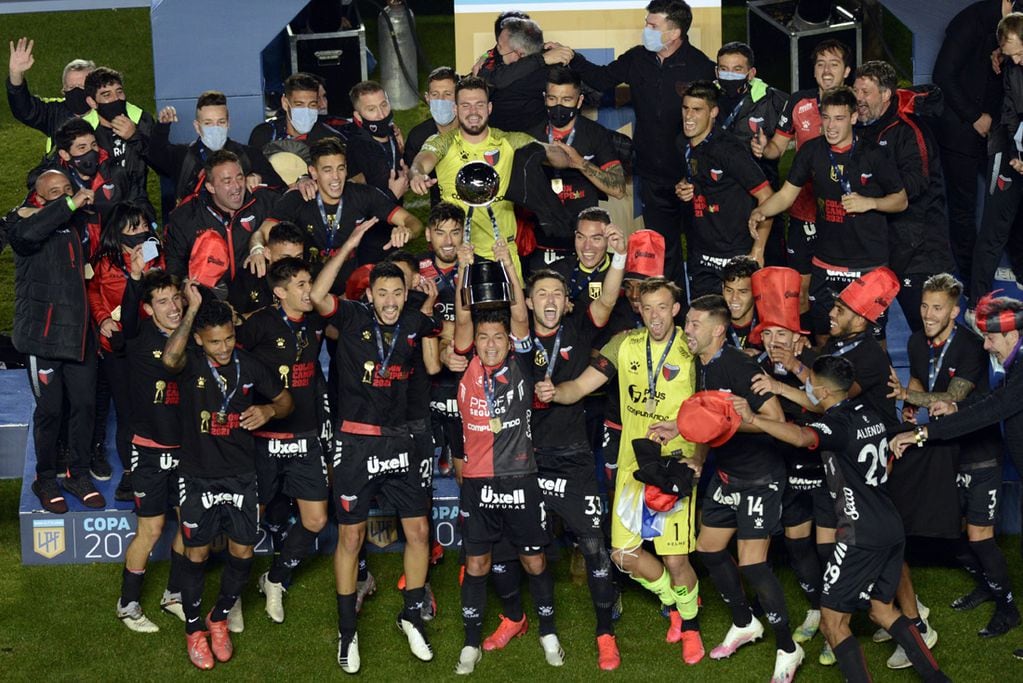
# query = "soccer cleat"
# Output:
<box><xmin>483</xmin><ymin>614</ymin><xmax>528</xmax><ymax>651</ymax></box>
<box><xmin>952</xmin><ymin>586</ymin><xmax>994</xmax><ymax>611</ymax></box>
<box><xmin>819</xmin><ymin>642</ymin><xmax>836</xmax><ymax>666</ymax></box>
<box><xmin>665</xmin><ymin>609</ymin><xmax>683</xmax><ymax>643</ymax></box>
<box><xmin>161</xmin><ymin>590</ymin><xmax>186</xmax><ymax>622</ymax></box>
<box><xmin>32</xmin><ymin>478</ymin><xmax>68</xmax><ymax>514</ymax></box>
<box><xmin>259</xmin><ymin>572</ymin><xmax>286</xmax><ymax>623</ymax></box>
<box><xmin>611</xmin><ymin>590</ymin><xmax>623</xmax><ymax>621</ymax></box>
<box><xmin>539</xmin><ymin>633</ymin><xmax>565</xmax><ymax>666</ymax></box>
<box><xmin>89</xmin><ymin>444</ymin><xmax>113</xmax><ymax>481</ymax></box>
<box><xmin>337</xmin><ymin>632</ymin><xmax>360</xmax><ymax>674</ymax></box>
<box><xmin>793</xmin><ymin>608</ymin><xmax>820</xmax><ymax>643</ymax></box>
<box><xmin>771</xmin><ymin>644</ymin><xmax>805</xmax><ymax>683</ymax></box>
<box><xmin>596</xmin><ymin>634</ymin><xmax>621</xmax><ymax>671</ymax></box>
<box><xmin>117</xmin><ymin>600</ymin><xmax>159</xmax><ymax>633</ymax></box>
<box><xmin>62</xmin><ymin>474</ymin><xmax>106</xmax><ymax>509</ymax></box>
<box><xmin>356</xmin><ymin>572</ymin><xmax>377</xmax><ymax>613</ymax></box>
<box><xmin>397</xmin><ymin>614</ymin><xmax>434</xmax><ymax>661</ymax></box>
<box><xmin>454</xmin><ymin>645</ymin><xmax>482</xmax><ymax>675</ymax></box>
<box><xmin>186</xmin><ymin>630</ymin><xmax>215</xmax><ymax>670</ymax></box>
<box><xmin>1014</xmin><ymin>647</ymin><xmax>1023</xmax><ymax>660</ymax></box>
<box><xmin>397</xmin><ymin>574</ymin><xmax>407</xmax><ymax>590</ymax></box>
<box><xmin>680</xmin><ymin>629</ymin><xmax>705</xmax><ymax>665</ymax></box>
<box><xmin>206</xmin><ymin>613</ymin><xmax>233</xmax><ymax>662</ymax></box>
<box><xmin>227</xmin><ymin>597</ymin><xmax>244</xmax><ymax>633</ymax></box>
<box><xmin>422</xmin><ymin>582</ymin><xmax>438</xmax><ymax>622</ymax></box>
<box><xmin>871</xmin><ymin>626</ymin><xmax>891</xmax><ymax>643</ymax></box>
<box><xmin>114</xmin><ymin>472</ymin><xmax>133</xmax><ymax>502</ymax></box>
<box><xmin>431</xmin><ymin>540</ymin><xmax>444</xmax><ymax>565</ymax></box>
<box><xmin>979</xmin><ymin>603</ymin><xmax>1021</xmax><ymax>638</ymax></box>
<box><xmin>887</xmin><ymin>623</ymin><xmax>938</xmax><ymax>669</ymax></box>
<box><xmin>709</xmin><ymin>617</ymin><xmax>764</xmax><ymax>659</ymax></box>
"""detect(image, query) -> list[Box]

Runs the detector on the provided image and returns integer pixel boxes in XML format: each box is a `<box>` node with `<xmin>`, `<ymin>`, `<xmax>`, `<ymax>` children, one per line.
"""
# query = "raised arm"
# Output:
<box><xmin>453</xmin><ymin>242</ymin><xmax>476</xmax><ymax>353</ymax></box>
<box><xmin>310</xmin><ymin>218</ymin><xmax>377</xmax><ymax>314</ymax></box>
<box><xmin>162</xmin><ymin>279</ymin><xmax>201</xmax><ymax>373</ymax></box>
<box><xmin>589</xmin><ymin>223</ymin><xmax>626</xmax><ymax>326</ymax></box>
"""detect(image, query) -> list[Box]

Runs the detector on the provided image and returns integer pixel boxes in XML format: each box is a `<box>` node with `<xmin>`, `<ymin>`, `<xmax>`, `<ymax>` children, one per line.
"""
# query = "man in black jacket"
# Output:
<box><xmin>6</xmin><ymin>169</ymin><xmax>106</xmax><ymax>513</ymax></box>
<box><xmin>7</xmin><ymin>37</ymin><xmax>93</xmax><ymax>149</ymax></box>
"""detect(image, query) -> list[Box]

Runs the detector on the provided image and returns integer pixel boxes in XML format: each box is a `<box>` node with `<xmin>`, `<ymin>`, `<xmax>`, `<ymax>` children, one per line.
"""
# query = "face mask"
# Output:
<box><xmin>121</xmin><ymin>231</ymin><xmax>152</xmax><ymax>249</ymax></box>
<box><xmin>717</xmin><ymin>70</ymin><xmax>749</xmax><ymax>98</ymax></box>
<box><xmin>547</xmin><ymin>104</ymin><xmax>579</xmax><ymax>128</ymax></box>
<box><xmin>804</xmin><ymin>379</ymin><xmax>821</xmax><ymax>406</ymax></box>
<box><xmin>200</xmin><ymin>124</ymin><xmax>228</xmax><ymax>151</ymax></box>
<box><xmin>64</xmin><ymin>87</ymin><xmax>91</xmax><ymax>116</ymax></box>
<box><xmin>289</xmin><ymin>106</ymin><xmax>318</xmax><ymax>135</ymax></box>
<box><xmin>429</xmin><ymin>99</ymin><xmax>456</xmax><ymax>126</ymax></box>
<box><xmin>96</xmin><ymin>99</ymin><xmax>127</xmax><ymax>122</ymax></box>
<box><xmin>643</xmin><ymin>27</ymin><xmax>666</xmax><ymax>53</ymax></box>
<box><xmin>362</xmin><ymin>111</ymin><xmax>394</xmax><ymax>137</ymax></box>
<box><xmin>70</xmin><ymin>149</ymin><xmax>99</xmax><ymax>177</ymax></box>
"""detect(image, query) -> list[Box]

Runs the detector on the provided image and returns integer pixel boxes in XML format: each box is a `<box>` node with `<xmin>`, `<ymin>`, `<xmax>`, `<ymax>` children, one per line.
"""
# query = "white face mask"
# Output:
<box><xmin>643</xmin><ymin>27</ymin><xmax>666</xmax><ymax>53</ymax></box>
<box><xmin>199</xmin><ymin>124</ymin><xmax>228</xmax><ymax>151</ymax></box>
<box><xmin>430</xmin><ymin>99</ymin><xmax>456</xmax><ymax>126</ymax></box>
<box><xmin>717</xmin><ymin>70</ymin><xmax>747</xmax><ymax>81</ymax></box>
<box><xmin>289</xmin><ymin>107</ymin><xmax>318</xmax><ymax>135</ymax></box>
<box><xmin>804</xmin><ymin>379</ymin><xmax>821</xmax><ymax>406</ymax></box>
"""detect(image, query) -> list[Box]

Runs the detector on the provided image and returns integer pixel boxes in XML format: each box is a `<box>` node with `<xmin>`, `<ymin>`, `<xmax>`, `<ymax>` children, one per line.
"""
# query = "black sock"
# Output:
<box><xmin>698</xmin><ymin>549</ymin><xmax>752</xmax><ymax>627</ymax></box>
<box><xmin>461</xmin><ymin>573</ymin><xmax>487</xmax><ymax>647</ymax></box>
<box><xmin>180</xmin><ymin>556</ymin><xmax>207</xmax><ymax>634</ymax></box>
<box><xmin>740</xmin><ymin>562</ymin><xmax>794</xmax><ymax>653</ymax></box>
<box><xmin>357</xmin><ymin>545</ymin><xmax>369</xmax><ymax>582</ymax></box>
<box><xmin>580</xmin><ymin>537</ymin><xmax>616</xmax><ymax>636</ymax></box>
<box><xmin>264</xmin><ymin>494</ymin><xmax>293</xmax><ymax>548</ymax></box>
<box><xmin>269</xmin><ymin>523</ymin><xmax>318</xmax><ymax>585</ymax></box>
<box><xmin>490</xmin><ymin>560</ymin><xmax>524</xmax><ymax>621</ymax></box>
<box><xmin>833</xmin><ymin>634</ymin><xmax>871</xmax><ymax>683</ymax></box>
<box><xmin>955</xmin><ymin>536</ymin><xmax>986</xmax><ymax>586</ymax></box>
<box><xmin>337</xmin><ymin>592</ymin><xmax>357</xmax><ymax>637</ymax></box>
<box><xmin>683</xmin><ymin>615</ymin><xmax>701</xmax><ymax>632</ymax></box>
<box><xmin>211</xmin><ymin>554</ymin><xmax>253</xmax><ymax>622</ymax></box>
<box><xmin>785</xmin><ymin>535</ymin><xmax>822</xmax><ymax>610</ymax></box>
<box><xmin>889</xmin><ymin>615</ymin><xmax>943</xmax><ymax>679</ymax></box>
<box><xmin>167</xmin><ymin>550</ymin><xmax>186</xmax><ymax>594</ymax></box>
<box><xmin>120</xmin><ymin>567</ymin><xmax>145</xmax><ymax>606</ymax></box>
<box><xmin>817</xmin><ymin>542</ymin><xmax>836</xmax><ymax>570</ymax></box>
<box><xmin>972</xmin><ymin>538</ymin><xmax>1014</xmax><ymax>604</ymax></box>
<box><xmin>402</xmin><ymin>586</ymin><xmax>426</xmax><ymax>627</ymax></box>
<box><xmin>914</xmin><ymin>616</ymin><xmax>928</xmax><ymax>634</ymax></box>
<box><xmin>527</xmin><ymin>566</ymin><xmax>557</xmax><ymax>636</ymax></box>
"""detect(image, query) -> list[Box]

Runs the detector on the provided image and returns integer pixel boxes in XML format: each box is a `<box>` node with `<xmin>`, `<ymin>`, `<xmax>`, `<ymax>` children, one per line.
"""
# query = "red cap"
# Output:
<box><xmin>188</xmin><ymin>230</ymin><xmax>229</xmax><ymax>288</ymax></box>
<box><xmin>625</xmin><ymin>230</ymin><xmax>665</xmax><ymax>280</ymax></box>
<box><xmin>345</xmin><ymin>263</ymin><xmax>374</xmax><ymax>302</ymax></box>
<box><xmin>976</xmin><ymin>291</ymin><xmax>1023</xmax><ymax>333</ymax></box>
<box><xmin>676</xmin><ymin>390</ymin><xmax>742</xmax><ymax>447</ymax></box>
<box><xmin>644</xmin><ymin>485</ymin><xmax>679</xmax><ymax>513</ymax></box>
<box><xmin>750</xmin><ymin>266</ymin><xmax>809</xmax><ymax>345</ymax></box>
<box><xmin>837</xmin><ymin>267</ymin><xmax>900</xmax><ymax>323</ymax></box>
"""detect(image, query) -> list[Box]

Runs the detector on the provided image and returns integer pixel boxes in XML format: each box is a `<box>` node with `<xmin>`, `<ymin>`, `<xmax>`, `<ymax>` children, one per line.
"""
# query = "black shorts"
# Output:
<box><xmin>460</xmin><ymin>475</ymin><xmax>550</xmax><ymax>557</ymax></box>
<box><xmin>255</xmin><ymin>434</ymin><xmax>329</xmax><ymax>505</ymax></box>
<box><xmin>178</xmin><ymin>472</ymin><xmax>259</xmax><ymax>548</ymax></box>
<box><xmin>430</xmin><ymin>391</ymin><xmax>465</xmax><ymax>460</ymax></box>
<box><xmin>958</xmin><ymin>462</ymin><xmax>1002</xmax><ymax>527</ymax></box>
<box><xmin>809</xmin><ymin>263</ymin><xmax>887</xmax><ymax>339</ymax></box>
<box><xmin>781</xmin><ymin>477</ymin><xmax>837</xmax><ymax>529</ymax></box>
<box><xmin>821</xmin><ymin>541</ymin><xmax>904</xmax><ymax>613</ymax></box>
<box><xmin>536</xmin><ymin>445</ymin><xmax>605</xmax><ymax>539</ymax></box>
<box><xmin>409</xmin><ymin>418</ymin><xmax>435</xmax><ymax>491</ymax></box>
<box><xmin>130</xmin><ymin>444</ymin><xmax>180</xmax><ymax>518</ymax></box>
<box><xmin>332</xmin><ymin>432</ymin><xmax>430</xmax><ymax>524</ymax></box>
<box><xmin>702</xmin><ymin>470</ymin><xmax>784</xmax><ymax>540</ymax></box>
<box><xmin>786</xmin><ymin>217</ymin><xmax>817</xmax><ymax>274</ymax></box>
<box><xmin>686</xmin><ymin>252</ymin><xmax>733</xmax><ymax>301</ymax></box>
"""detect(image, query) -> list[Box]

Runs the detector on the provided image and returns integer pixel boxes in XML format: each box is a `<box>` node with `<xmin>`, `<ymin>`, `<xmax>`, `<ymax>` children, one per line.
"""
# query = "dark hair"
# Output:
<box><xmin>203</xmin><ymin>149</ymin><xmax>241</xmax><ymax>178</ymax></box>
<box><xmin>54</xmin><ymin>117</ymin><xmax>95</xmax><ymax>152</ymax></box>
<box><xmin>428</xmin><ymin>201</ymin><xmax>466</xmax><ymax>227</ymax></box>
<box><xmin>268</xmin><ymin>256</ymin><xmax>311</xmax><ymax>291</ymax></box>
<box><xmin>717</xmin><ymin>41</ymin><xmax>755</xmax><ymax>67</ymax></box>
<box><xmin>474</xmin><ymin>307</ymin><xmax>511</xmax><ymax>333</ymax></box>
<box><xmin>639</xmin><ymin>276</ymin><xmax>683</xmax><ymax>303</ymax></box>
<box><xmin>267</xmin><ymin>221</ymin><xmax>307</xmax><ymax>247</ymax></box>
<box><xmin>812</xmin><ymin>39</ymin><xmax>852</xmax><ymax>68</ymax></box>
<box><xmin>384</xmin><ymin>249</ymin><xmax>419</xmax><ymax>272</ymax></box>
<box><xmin>456</xmin><ymin>76</ymin><xmax>489</xmax><ymax>101</ymax></box>
<box><xmin>502</xmin><ymin>17</ymin><xmax>543</xmax><ymax>56</ymax></box>
<box><xmin>998</xmin><ymin>12</ymin><xmax>1023</xmax><ymax>44</ymax></box>
<box><xmin>310</xmin><ymin>136</ymin><xmax>347</xmax><ymax>165</ymax></box>
<box><xmin>284</xmin><ymin>72</ymin><xmax>321</xmax><ymax>98</ymax></box>
<box><xmin>684</xmin><ymin>80</ymin><xmax>719</xmax><ymax>107</ymax></box>
<box><xmin>547</xmin><ymin>65</ymin><xmax>582</xmax><ymax>92</ymax></box>
<box><xmin>93</xmin><ymin>201</ymin><xmax>152</xmax><ymax>267</ymax></box>
<box><xmin>349</xmin><ymin>79</ymin><xmax>385</xmax><ymax>108</ymax></box>
<box><xmin>84</xmin><ymin>66</ymin><xmax>123</xmax><ymax>99</ymax></box>
<box><xmin>369</xmin><ymin>261</ymin><xmax>406</xmax><ymax>288</ymax></box>
<box><xmin>689</xmin><ymin>293</ymin><xmax>731</xmax><ymax>327</ymax></box>
<box><xmin>576</xmin><ymin>206</ymin><xmax>612</xmax><ymax>227</ymax></box>
<box><xmin>427</xmin><ymin>66</ymin><xmax>458</xmax><ymax>86</ymax></box>
<box><xmin>820</xmin><ymin>86</ymin><xmax>858</xmax><ymax>113</ymax></box>
<box><xmin>721</xmin><ymin>255</ymin><xmax>760</xmax><ymax>284</ymax></box>
<box><xmin>142</xmin><ymin>269</ymin><xmax>180</xmax><ymax>305</ymax></box>
<box><xmin>494</xmin><ymin>10</ymin><xmax>530</xmax><ymax>40</ymax></box>
<box><xmin>854</xmin><ymin>60</ymin><xmax>897</xmax><ymax>93</ymax></box>
<box><xmin>194</xmin><ymin>299</ymin><xmax>234</xmax><ymax>331</ymax></box>
<box><xmin>195</xmin><ymin>90</ymin><xmax>227</xmax><ymax>114</ymax></box>
<box><xmin>525</xmin><ymin>269</ymin><xmax>568</xmax><ymax>296</ymax></box>
<box><xmin>812</xmin><ymin>354</ymin><xmax>855</xmax><ymax>392</ymax></box>
<box><xmin>922</xmin><ymin>272</ymin><xmax>963</xmax><ymax>301</ymax></box>
<box><xmin>646</xmin><ymin>0</ymin><xmax>694</xmax><ymax>34</ymax></box>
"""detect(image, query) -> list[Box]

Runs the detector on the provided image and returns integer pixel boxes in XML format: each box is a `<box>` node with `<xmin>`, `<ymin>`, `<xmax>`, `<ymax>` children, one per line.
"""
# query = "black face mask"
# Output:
<box><xmin>717</xmin><ymin>77</ymin><xmax>749</xmax><ymax>99</ymax></box>
<box><xmin>70</xmin><ymin>149</ymin><xmax>99</xmax><ymax>177</ymax></box>
<box><xmin>547</xmin><ymin>104</ymin><xmax>579</xmax><ymax>129</ymax></box>
<box><xmin>121</xmin><ymin>231</ymin><xmax>151</xmax><ymax>249</ymax></box>
<box><xmin>362</xmin><ymin>111</ymin><xmax>394</xmax><ymax>137</ymax></box>
<box><xmin>64</xmin><ymin>87</ymin><xmax>91</xmax><ymax>116</ymax></box>
<box><xmin>96</xmin><ymin>99</ymin><xmax>127</xmax><ymax>122</ymax></box>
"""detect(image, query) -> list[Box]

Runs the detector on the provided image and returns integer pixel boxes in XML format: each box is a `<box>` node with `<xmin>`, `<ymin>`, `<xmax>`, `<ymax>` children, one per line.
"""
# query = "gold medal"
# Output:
<box><xmin>489</xmin><ymin>417</ymin><xmax>502</xmax><ymax>433</ymax></box>
<box><xmin>279</xmin><ymin>364</ymin><xmax>291</xmax><ymax>388</ymax></box>
<box><xmin>645</xmin><ymin>397</ymin><xmax>657</xmax><ymax>413</ymax></box>
<box><xmin>215</xmin><ymin>411</ymin><xmax>228</xmax><ymax>425</ymax></box>
<box><xmin>550</xmin><ymin>177</ymin><xmax>563</xmax><ymax>193</ymax></box>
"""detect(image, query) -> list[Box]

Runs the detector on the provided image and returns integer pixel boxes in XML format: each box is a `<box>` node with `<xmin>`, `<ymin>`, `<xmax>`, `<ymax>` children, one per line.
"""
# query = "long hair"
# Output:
<box><xmin>92</xmin><ymin>202</ymin><xmax>153</xmax><ymax>267</ymax></box>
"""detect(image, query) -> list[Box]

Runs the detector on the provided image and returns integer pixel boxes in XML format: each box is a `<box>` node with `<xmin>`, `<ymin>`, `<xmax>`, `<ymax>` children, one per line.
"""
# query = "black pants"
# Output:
<box><xmin>28</xmin><ymin>338</ymin><xmax>97</xmax><ymax>480</ymax></box>
<box><xmin>970</xmin><ymin>152</ymin><xmax>1023</xmax><ymax>307</ymax></box>
<box><xmin>638</xmin><ymin>176</ymin><xmax>685</xmax><ymax>286</ymax></box>
<box><xmin>100</xmin><ymin>350</ymin><xmax>133</xmax><ymax>469</ymax></box>
<box><xmin>940</xmin><ymin>146</ymin><xmax>985</xmax><ymax>296</ymax></box>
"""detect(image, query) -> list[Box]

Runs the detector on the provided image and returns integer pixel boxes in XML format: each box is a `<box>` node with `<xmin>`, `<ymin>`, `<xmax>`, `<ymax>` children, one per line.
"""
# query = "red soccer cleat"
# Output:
<box><xmin>597</xmin><ymin>633</ymin><xmax>621</xmax><ymax>671</ymax></box>
<box><xmin>681</xmin><ymin>629</ymin><xmax>705</xmax><ymax>665</ymax></box>
<box><xmin>483</xmin><ymin>614</ymin><xmax>528</xmax><ymax>651</ymax></box>
<box><xmin>186</xmin><ymin>631</ymin><xmax>215</xmax><ymax>670</ymax></box>
<box><xmin>205</xmin><ymin>613</ymin><xmax>233</xmax><ymax>663</ymax></box>
<box><xmin>666</xmin><ymin>609</ymin><xmax>683</xmax><ymax>643</ymax></box>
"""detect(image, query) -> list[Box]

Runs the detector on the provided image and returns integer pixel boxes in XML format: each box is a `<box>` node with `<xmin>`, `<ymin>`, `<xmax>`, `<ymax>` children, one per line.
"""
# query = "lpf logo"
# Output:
<box><xmin>33</xmin><ymin>518</ymin><xmax>66</xmax><ymax>559</ymax></box>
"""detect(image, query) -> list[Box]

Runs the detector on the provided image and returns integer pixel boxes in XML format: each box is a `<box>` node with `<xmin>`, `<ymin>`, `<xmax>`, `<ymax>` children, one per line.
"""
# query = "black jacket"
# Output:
<box><xmin>716</xmin><ymin>77</ymin><xmax>788</xmax><ymax>188</ymax></box>
<box><xmin>6</xmin><ymin>197</ymin><xmax>93</xmax><ymax>361</ymax></box>
<box><xmin>247</xmin><ymin>116</ymin><xmax>345</xmax><ymax>151</ymax></box>
<box><xmin>479</xmin><ymin>51</ymin><xmax>549</xmax><ymax>133</ymax></box>
<box><xmin>571</xmin><ymin>41</ymin><xmax>715</xmax><ymax>183</ymax></box>
<box><xmin>5</xmin><ymin>77</ymin><xmax>76</xmax><ymax>143</ymax></box>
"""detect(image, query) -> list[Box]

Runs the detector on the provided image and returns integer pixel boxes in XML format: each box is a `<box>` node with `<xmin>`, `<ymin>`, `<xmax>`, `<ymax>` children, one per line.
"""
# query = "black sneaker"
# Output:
<box><xmin>63</xmin><ymin>474</ymin><xmax>106</xmax><ymax>508</ymax></box>
<box><xmin>951</xmin><ymin>586</ymin><xmax>994</xmax><ymax>611</ymax></box>
<box><xmin>115</xmin><ymin>472</ymin><xmax>134</xmax><ymax>502</ymax></box>
<box><xmin>90</xmin><ymin>444</ymin><xmax>113</xmax><ymax>481</ymax></box>
<box><xmin>32</xmin><ymin>478</ymin><xmax>68</xmax><ymax>514</ymax></box>
<box><xmin>980</xmin><ymin>604</ymin><xmax>1022</xmax><ymax>638</ymax></box>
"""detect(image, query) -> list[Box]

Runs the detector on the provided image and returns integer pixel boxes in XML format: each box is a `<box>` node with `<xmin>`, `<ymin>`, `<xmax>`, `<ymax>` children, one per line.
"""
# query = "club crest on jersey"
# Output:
<box><xmin>37</xmin><ymin>368</ymin><xmax>53</xmax><ymax>385</ymax></box>
<box><xmin>340</xmin><ymin>494</ymin><xmax>357</xmax><ymax>512</ymax></box>
<box><xmin>560</xmin><ymin>346</ymin><xmax>572</xmax><ymax>361</ymax></box>
<box><xmin>860</xmin><ymin>172</ymin><xmax>872</xmax><ymax>186</ymax></box>
<box><xmin>747</xmin><ymin>117</ymin><xmax>764</xmax><ymax>132</ymax></box>
<box><xmin>661</xmin><ymin>362</ymin><xmax>680</xmax><ymax>381</ymax></box>
<box><xmin>998</xmin><ymin>174</ymin><xmax>1012</xmax><ymax>191</ymax></box>
<box><xmin>709</xmin><ymin>168</ymin><xmax>723</xmax><ymax>182</ymax></box>
<box><xmin>242</xmin><ymin>382</ymin><xmax>253</xmax><ymax>395</ymax></box>
<box><xmin>239</xmin><ymin>215</ymin><xmax>255</xmax><ymax>231</ymax></box>
<box><xmin>406</xmin><ymin>332</ymin><xmax>418</xmax><ymax>346</ymax></box>
<box><xmin>484</xmin><ymin>149</ymin><xmax>500</xmax><ymax>166</ymax></box>
<box><xmin>102</xmin><ymin>183</ymin><xmax>115</xmax><ymax>200</ymax></box>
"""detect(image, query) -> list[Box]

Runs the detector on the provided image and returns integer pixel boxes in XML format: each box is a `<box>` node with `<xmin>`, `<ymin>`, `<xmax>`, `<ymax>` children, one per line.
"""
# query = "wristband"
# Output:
<box><xmin>611</xmin><ymin>252</ymin><xmax>627</xmax><ymax>269</ymax></box>
<box><xmin>249</xmin><ymin>245</ymin><xmax>265</xmax><ymax>255</ymax></box>
<box><xmin>66</xmin><ymin>196</ymin><xmax>77</xmax><ymax>211</ymax></box>
<box><xmin>913</xmin><ymin>426</ymin><xmax>927</xmax><ymax>445</ymax></box>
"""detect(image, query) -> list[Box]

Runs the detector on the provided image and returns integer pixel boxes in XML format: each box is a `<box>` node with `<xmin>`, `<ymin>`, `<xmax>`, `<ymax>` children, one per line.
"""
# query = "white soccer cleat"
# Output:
<box><xmin>337</xmin><ymin>631</ymin><xmax>361</xmax><ymax>674</ymax></box>
<box><xmin>540</xmin><ymin>633</ymin><xmax>565</xmax><ymax>666</ymax></box>
<box><xmin>397</xmin><ymin>615</ymin><xmax>434</xmax><ymax>661</ymax></box>
<box><xmin>710</xmin><ymin>617</ymin><xmax>765</xmax><ymax>659</ymax></box>
<box><xmin>793</xmin><ymin>609</ymin><xmax>820</xmax><ymax>643</ymax></box>
<box><xmin>117</xmin><ymin>600</ymin><xmax>160</xmax><ymax>633</ymax></box>
<box><xmin>887</xmin><ymin>623</ymin><xmax>938</xmax><ymax>670</ymax></box>
<box><xmin>160</xmin><ymin>590</ymin><xmax>185</xmax><ymax>622</ymax></box>
<box><xmin>454</xmin><ymin>646</ymin><xmax>482</xmax><ymax>675</ymax></box>
<box><xmin>259</xmin><ymin>572</ymin><xmax>286</xmax><ymax>623</ymax></box>
<box><xmin>227</xmin><ymin>596</ymin><xmax>244</xmax><ymax>633</ymax></box>
<box><xmin>771</xmin><ymin>644</ymin><xmax>805</xmax><ymax>683</ymax></box>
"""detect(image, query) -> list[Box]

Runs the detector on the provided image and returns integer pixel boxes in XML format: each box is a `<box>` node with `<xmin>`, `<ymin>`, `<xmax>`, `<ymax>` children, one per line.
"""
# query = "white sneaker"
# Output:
<box><xmin>917</xmin><ymin>596</ymin><xmax>930</xmax><ymax>621</ymax></box>
<box><xmin>793</xmin><ymin>609</ymin><xmax>820</xmax><ymax>643</ymax></box>
<box><xmin>709</xmin><ymin>617</ymin><xmax>764</xmax><ymax>659</ymax></box>
<box><xmin>455</xmin><ymin>646</ymin><xmax>482</xmax><ymax>675</ymax></box>
<box><xmin>356</xmin><ymin>572</ymin><xmax>377</xmax><ymax>613</ymax></box>
<box><xmin>338</xmin><ymin>631</ymin><xmax>360</xmax><ymax>674</ymax></box>
<box><xmin>259</xmin><ymin>572</ymin><xmax>286</xmax><ymax>623</ymax></box>
<box><xmin>397</xmin><ymin>615</ymin><xmax>434</xmax><ymax>661</ymax></box>
<box><xmin>117</xmin><ymin>600</ymin><xmax>159</xmax><ymax>633</ymax></box>
<box><xmin>227</xmin><ymin>596</ymin><xmax>244</xmax><ymax>633</ymax></box>
<box><xmin>160</xmin><ymin>590</ymin><xmax>185</xmax><ymax>622</ymax></box>
<box><xmin>875</xmin><ymin>597</ymin><xmax>929</xmax><ymax>644</ymax></box>
<box><xmin>540</xmin><ymin>633</ymin><xmax>565</xmax><ymax>666</ymax></box>
<box><xmin>887</xmin><ymin>622</ymin><xmax>938</xmax><ymax>669</ymax></box>
<box><xmin>771</xmin><ymin>644</ymin><xmax>805</xmax><ymax>683</ymax></box>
